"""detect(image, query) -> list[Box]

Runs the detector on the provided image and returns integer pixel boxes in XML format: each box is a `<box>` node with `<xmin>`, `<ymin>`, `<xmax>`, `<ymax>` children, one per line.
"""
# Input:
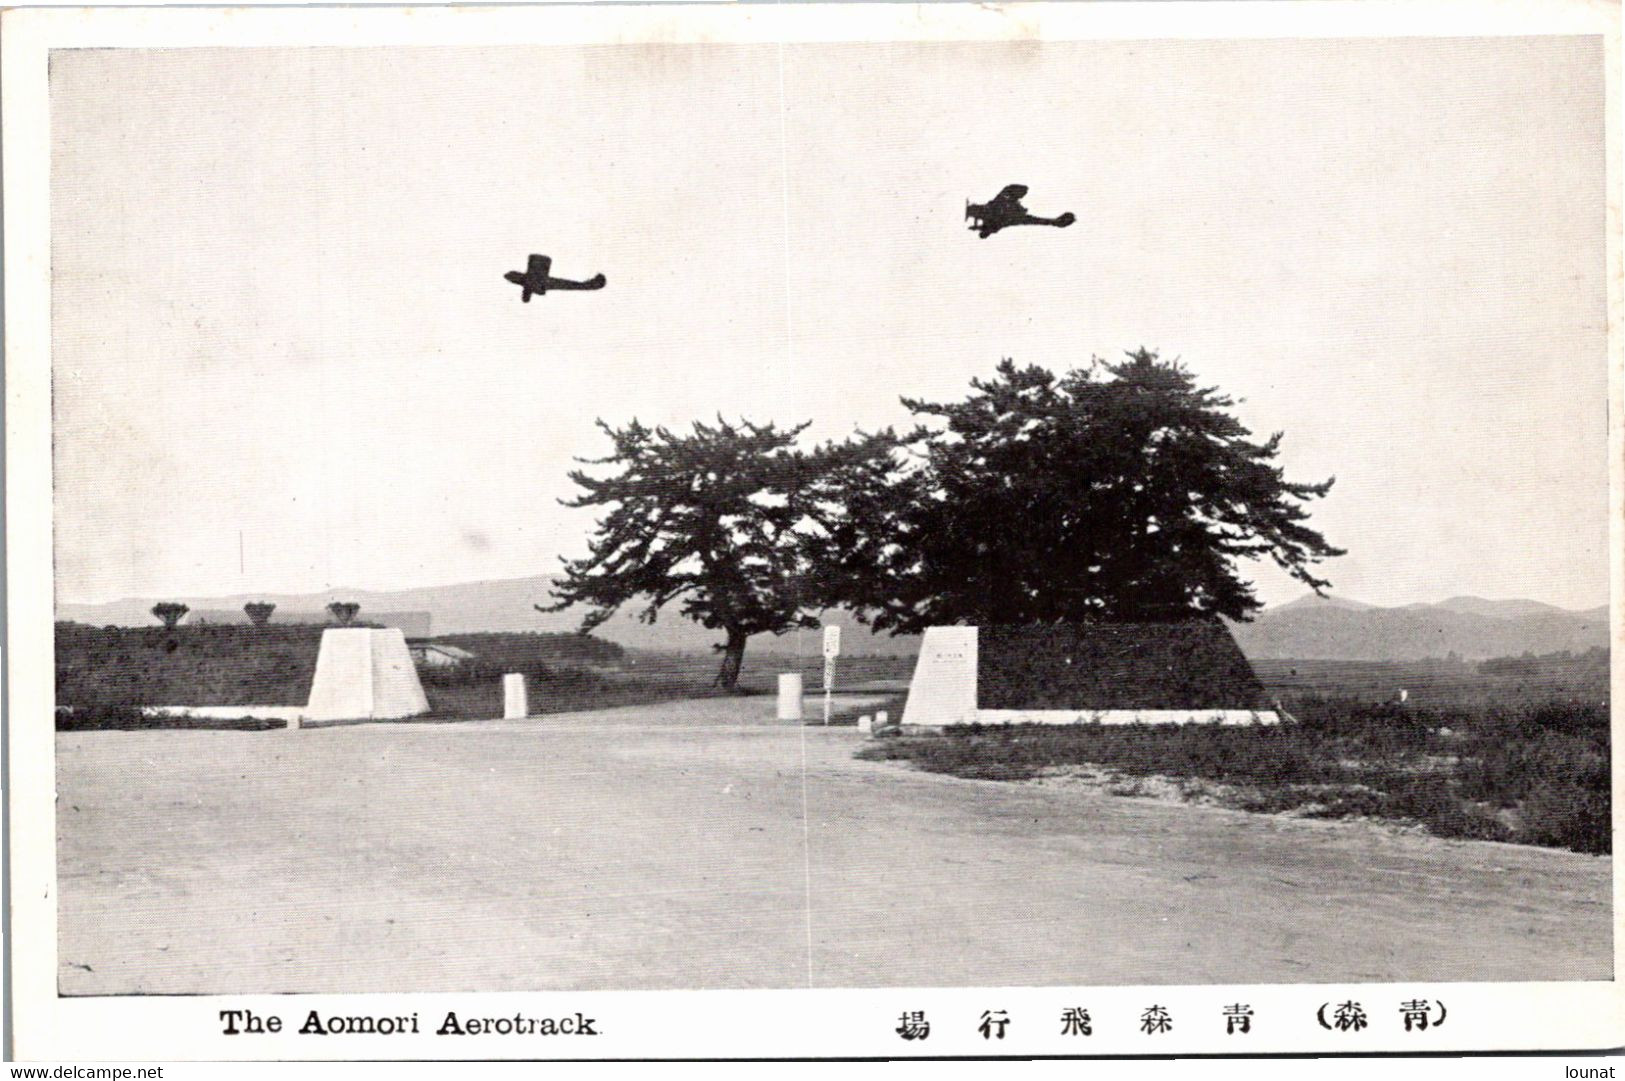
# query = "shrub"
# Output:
<box><xmin>1518</xmin><ymin>778</ymin><xmax>1610</xmax><ymax>855</ymax></box>
<box><xmin>1296</xmin><ymin>786</ymin><xmax>1388</xmax><ymax>819</ymax></box>
<box><xmin>1457</xmin><ymin>712</ymin><xmax>1609</xmax><ymax>808</ymax></box>
<box><xmin>150</xmin><ymin>602</ymin><xmax>189</xmax><ymax>629</ymax></box>
<box><xmin>326</xmin><ymin>601</ymin><xmax>360</xmax><ymax>626</ymax></box>
<box><xmin>1525</xmin><ymin>702</ymin><xmax>1610</xmax><ymax>740</ymax></box>
<box><xmin>56</xmin><ymin>702</ymin><xmax>149</xmax><ymax>730</ymax></box>
<box><xmin>244</xmin><ymin>601</ymin><xmax>276</xmax><ymax>626</ymax></box>
<box><xmin>1380</xmin><ymin>775</ymin><xmax>1510</xmax><ymax>843</ymax></box>
<box><xmin>870</xmin><ymin>724</ymin><xmax>1345</xmax><ymax>788</ymax></box>
<box><xmin>1289</xmin><ymin>696</ymin><xmax>1441</xmax><ymax>755</ymax></box>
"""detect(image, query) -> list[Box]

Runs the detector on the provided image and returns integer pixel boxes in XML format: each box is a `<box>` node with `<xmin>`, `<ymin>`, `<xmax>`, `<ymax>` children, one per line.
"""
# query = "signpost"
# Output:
<box><xmin>822</xmin><ymin>625</ymin><xmax>841</xmax><ymax>725</ymax></box>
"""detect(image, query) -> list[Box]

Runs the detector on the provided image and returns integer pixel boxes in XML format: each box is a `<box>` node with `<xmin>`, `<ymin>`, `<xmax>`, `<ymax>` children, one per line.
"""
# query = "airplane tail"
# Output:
<box><xmin>586</xmin><ymin>273</ymin><xmax>606</xmax><ymax>289</ymax></box>
<box><xmin>1055</xmin><ymin>212</ymin><xmax>1076</xmax><ymax>228</ymax></box>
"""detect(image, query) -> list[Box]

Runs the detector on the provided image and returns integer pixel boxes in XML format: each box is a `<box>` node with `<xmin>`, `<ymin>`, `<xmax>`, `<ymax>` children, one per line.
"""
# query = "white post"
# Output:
<box><xmin>777</xmin><ymin>674</ymin><xmax>804</xmax><ymax>721</ymax></box>
<box><xmin>822</xmin><ymin>626</ymin><xmax>841</xmax><ymax>727</ymax></box>
<box><xmin>503</xmin><ymin>673</ymin><xmax>528</xmax><ymax>719</ymax></box>
<box><xmin>857</xmin><ymin>714</ymin><xmax>873</xmax><ymax>733</ymax></box>
<box><xmin>876</xmin><ymin>710</ymin><xmax>888</xmax><ymax>729</ymax></box>
<box><xmin>823</xmin><ymin>658</ymin><xmax>834</xmax><ymax>726</ymax></box>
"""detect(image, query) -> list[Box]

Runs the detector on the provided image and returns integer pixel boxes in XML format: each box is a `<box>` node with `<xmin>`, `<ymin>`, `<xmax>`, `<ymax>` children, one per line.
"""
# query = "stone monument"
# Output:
<box><xmin>304</xmin><ymin>627</ymin><xmax>431</xmax><ymax>722</ymax></box>
<box><xmin>901</xmin><ymin>622</ymin><xmax>1279</xmax><ymax>728</ymax></box>
<box><xmin>504</xmin><ymin>673</ymin><xmax>528</xmax><ymax>719</ymax></box>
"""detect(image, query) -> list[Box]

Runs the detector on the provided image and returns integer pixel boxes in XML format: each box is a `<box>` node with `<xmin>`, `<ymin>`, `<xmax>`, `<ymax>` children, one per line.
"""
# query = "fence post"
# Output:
<box><xmin>503</xmin><ymin>673</ymin><xmax>528</xmax><ymax>719</ymax></box>
<box><xmin>777</xmin><ymin>673</ymin><xmax>803</xmax><ymax>721</ymax></box>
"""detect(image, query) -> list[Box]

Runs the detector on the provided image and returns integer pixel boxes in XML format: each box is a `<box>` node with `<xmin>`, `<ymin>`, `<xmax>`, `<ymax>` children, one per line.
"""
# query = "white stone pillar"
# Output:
<box><xmin>776</xmin><ymin>674</ymin><xmax>804</xmax><ymax>721</ymax></box>
<box><xmin>857</xmin><ymin>714</ymin><xmax>873</xmax><ymax>733</ymax></box>
<box><xmin>305</xmin><ymin>628</ymin><xmax>429</xmax><ymax>722</ymax></box>
<box><xmin>503</xmin><ymin>673</ymin><xmax>528</xmax><ymax>719</ymax></box>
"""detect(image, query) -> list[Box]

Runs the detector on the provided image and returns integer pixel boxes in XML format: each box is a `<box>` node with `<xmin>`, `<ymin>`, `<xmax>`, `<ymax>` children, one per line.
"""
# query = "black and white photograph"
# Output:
<box><xmin>4</xmin><ymin>0</ymin><xmax>1620</xmax><ymax>1063</ymax></box>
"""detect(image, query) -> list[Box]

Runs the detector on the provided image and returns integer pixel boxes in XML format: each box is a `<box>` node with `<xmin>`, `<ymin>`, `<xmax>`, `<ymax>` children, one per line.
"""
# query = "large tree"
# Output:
<box><xmin>823</xmin><ymin>351</ymin><xmax>1344</xmax><ymax>632</ymax></box>
<box><xmin>543</xmin><ymin>417</ymin><xmax>896</xmax><ymax>689</ymax></box>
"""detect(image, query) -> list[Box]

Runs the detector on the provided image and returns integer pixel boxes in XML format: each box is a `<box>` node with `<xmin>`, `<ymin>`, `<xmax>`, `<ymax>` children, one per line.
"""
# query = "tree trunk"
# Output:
<box><xmin>714</xmin><ymin>628</ymin><xmax>749</xmax><ymax>690</ymax></box>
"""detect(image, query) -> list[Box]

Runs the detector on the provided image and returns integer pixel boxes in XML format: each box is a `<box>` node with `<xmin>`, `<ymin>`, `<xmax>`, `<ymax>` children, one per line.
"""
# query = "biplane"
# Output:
<box><xmin>504</xmin><ymin>254</ymin><xmax>606</xmax><ymax>302</ymax></box>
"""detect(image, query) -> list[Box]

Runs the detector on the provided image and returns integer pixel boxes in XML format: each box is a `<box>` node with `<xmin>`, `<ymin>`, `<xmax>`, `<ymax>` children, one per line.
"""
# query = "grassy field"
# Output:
<box><xmin>415</xmin><ymin>648</ymin><xmax>913</xmax><ymax>718</ymax></box>
<box><xmin>54</xmin><ymin>622</ymin><xmax>915</xmax><ymax>723</ymax></box>
<box><xmin>860</xmin><ymin>691</ymin><xmax>1610</xmax><ymax>855</ymax></box>
<box><xmin>54</xmin><ymin>623</ymin><xmax>1612</xmax><ymax>853</ymax></box>
<box><xmin>56</xmin><ymin>623</ymin><xmax>647</xmax><ymax>720</ymax></box>
<box><xmin>1252</xmin><ymin>649</ymin><xmax>1609</xmax><ymax>710</ymax></box>
<box><xmin>619</xmin><ymin>649</ymin><xmax>915</xmax><ymax>693</ymax></box>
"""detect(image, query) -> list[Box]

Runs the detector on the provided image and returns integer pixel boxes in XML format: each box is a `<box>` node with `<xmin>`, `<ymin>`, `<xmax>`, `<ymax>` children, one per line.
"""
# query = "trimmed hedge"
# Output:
<box><xmin>978</xmin><ymin>621</ymin><xmax>1270</xmax><ymax>710</ymax></box>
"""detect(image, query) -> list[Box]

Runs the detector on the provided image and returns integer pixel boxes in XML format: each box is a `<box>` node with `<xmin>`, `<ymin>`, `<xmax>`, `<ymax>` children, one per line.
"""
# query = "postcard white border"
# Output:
<box><xmin>4</xmin><ymin>0</ymin><xmax>1621</xmax><ymax>1060</ymax></box>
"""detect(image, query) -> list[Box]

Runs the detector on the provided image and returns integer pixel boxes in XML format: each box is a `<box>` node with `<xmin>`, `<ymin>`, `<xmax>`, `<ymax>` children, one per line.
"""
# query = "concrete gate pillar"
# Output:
<box><xmin>305</xmin><ymin>628</ymin><xmax>430</xmax><ymax>722</ymax></box>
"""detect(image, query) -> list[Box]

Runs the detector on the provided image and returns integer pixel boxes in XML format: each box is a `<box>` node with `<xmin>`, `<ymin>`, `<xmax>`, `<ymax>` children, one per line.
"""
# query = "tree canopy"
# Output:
<box><xmin>326</xmin><ymin>602</ymin><xmax>360</xmax><ymax>626</ymax></box>
<box><xmin>822</xmin><ymin>351</ymin><xmax>1343</xmax><ymax>633</ymax></box>
<box><xmin>544</xmin><ymin>352</ymin><xmax>1341</xmax><ymax>678</ymax></box>
<box><xmin>243</xmin><ymin>601</ymin><xmax>276</xmax><ymax>626</ymax></box>
<box><xmin>543</xmin><ymin>416</ymin><xmax>898</xmax><ymax>689</ymax></box>
<box><xmin>150</xmin><ymin>602</ymin><xmax>189</xmax><ymax>629</ymax></box>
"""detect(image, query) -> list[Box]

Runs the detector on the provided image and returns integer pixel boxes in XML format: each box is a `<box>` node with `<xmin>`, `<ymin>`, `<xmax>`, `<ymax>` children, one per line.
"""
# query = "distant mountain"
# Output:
<box><xmin>57</xmin><ymin>579</ymin><xmax>1608</xmax><ymax>663</ymax></box>
<box><xmin>1227</xmin><ymin>595</ymin><xmax>1609</xmax><ymax>661</ymax></box>
<box><xmin>58</xmin><ymin>577</ymin><xmax>565</xmax><ymax>638</ymax></box>
<box><xmin>56</xmin><ymin>577</ymin><xmax>919</xmax><ymax>657</ymax></box>
<box><xmin>1429</xmin><ymin>596</ymin><xmax>1598</xmax><ymax>621</ymax></box>
<box><xmin>1270</xmin><ymin>594</ymin><xmax>1376</xmax><ymax>613</ymax></box>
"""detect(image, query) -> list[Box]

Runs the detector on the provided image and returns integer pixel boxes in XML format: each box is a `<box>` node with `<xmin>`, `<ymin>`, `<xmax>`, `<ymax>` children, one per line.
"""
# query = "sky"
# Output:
<box><xmin>50</xmin><ymin>36</ymin><xmax>1610</xmax><ymax>611</ymax></box>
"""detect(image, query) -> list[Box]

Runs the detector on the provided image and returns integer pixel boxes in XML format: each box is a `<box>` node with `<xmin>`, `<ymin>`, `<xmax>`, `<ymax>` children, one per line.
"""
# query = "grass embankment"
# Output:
<box><xmin>55</xmin><ymin>623</ymin><xmax>671</xmax><ymax>724</ymax></box>
<box><xmin>56</xmin><ymin>705</ymin><xmax>286</xmax><ymax>732</ymax></box>
<box><xmin>54</xmin><ymin>622</ymin><xmax>907</xmax><ymax>725</ymax></box>
<box><xmin>858</xmin><ymin>699</ymin><xmax>1610</xmax><ymax>855</ymax></box>
<box><xmin>55</xmin><ymin>623</ymin><xmax>326</xmax><ymax>708</ymax></box>
<box><xmin>607</xmin><ymin>650</ymin><xmax>914</xmax><ymax>696</ymax></box>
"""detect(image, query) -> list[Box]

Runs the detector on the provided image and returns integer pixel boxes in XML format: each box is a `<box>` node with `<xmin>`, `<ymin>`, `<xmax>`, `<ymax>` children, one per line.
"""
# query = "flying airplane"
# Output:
<box><xmin>965</xmin><ymin>184</ymin><xmax>1076</xmax><ymax>239</ymax></box>
<box><xmin>504</xmin><ymin>254</ymin><xmax>606</xmax><ymax>302</ymax></box>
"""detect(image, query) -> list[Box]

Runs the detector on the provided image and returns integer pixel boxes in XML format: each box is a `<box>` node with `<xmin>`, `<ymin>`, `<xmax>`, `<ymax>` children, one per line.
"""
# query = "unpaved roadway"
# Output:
<box><xmin>57</xmin><ymin>697</ymin><xmax>1610</xmax><ymax>993</ymax></box>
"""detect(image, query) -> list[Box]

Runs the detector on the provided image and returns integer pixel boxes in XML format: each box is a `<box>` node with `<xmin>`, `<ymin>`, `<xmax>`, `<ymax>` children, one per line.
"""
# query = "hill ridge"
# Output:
<box><xmin>57</xmin><ymin>579</ymin><xmax>1609</xmax><ymax>662</ymax></box>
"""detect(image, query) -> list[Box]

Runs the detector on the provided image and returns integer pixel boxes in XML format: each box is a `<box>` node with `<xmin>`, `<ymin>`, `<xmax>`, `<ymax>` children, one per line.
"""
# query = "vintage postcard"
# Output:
<box><xmin>4</xmin><ymin>0</ymin><xmax>1621</xmax><ymax>1062</ymax></box>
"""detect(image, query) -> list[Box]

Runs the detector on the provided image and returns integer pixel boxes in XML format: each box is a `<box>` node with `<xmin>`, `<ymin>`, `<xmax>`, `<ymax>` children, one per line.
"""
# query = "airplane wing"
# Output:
<box><xmin>526</xmin><ymin>254</ymin><xmax>552</xmax><ymax>279</ymax></box>
<box><xmin>988</xmin><ymin>182</ymin><xmax>1027</xmax><ymax>209</ymax></box>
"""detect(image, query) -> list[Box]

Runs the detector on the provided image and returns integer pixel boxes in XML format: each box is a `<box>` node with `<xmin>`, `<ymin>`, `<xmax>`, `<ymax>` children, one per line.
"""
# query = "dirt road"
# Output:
<box><xmin>56</xmin><ymin>697</ymin><xmax>1610</xmax><ymax>993</ymax></box>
